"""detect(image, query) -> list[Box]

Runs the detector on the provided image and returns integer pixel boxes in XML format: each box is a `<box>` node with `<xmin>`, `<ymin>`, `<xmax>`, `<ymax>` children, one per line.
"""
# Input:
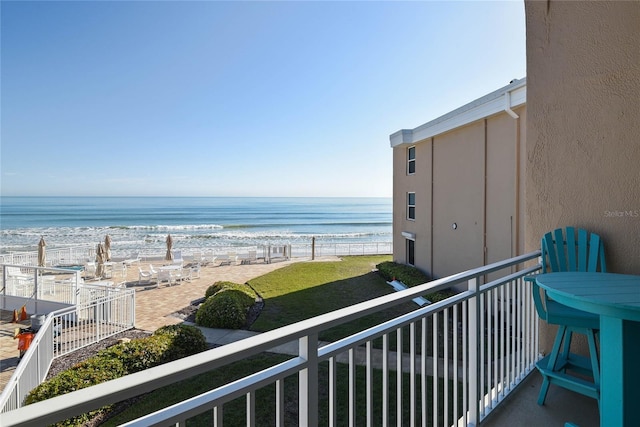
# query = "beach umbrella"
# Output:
<box><xmin>104</xmin><ymin>234</ymin><xmax>112</xmax><ymax>261</ymax></box>
<box><xmin>165</xmin><ymin>234</ymin><xmax>174</xmax><ymax>261</ymax></box>
<box><xmin>37</xmin><ymin>237</ymin><xmax>47</xmax><ymax>267</ymax></box>
<box><xmin>95</xmin><ymin>243</ymin><xmax>106</xmax><ymax>278</ymax></box>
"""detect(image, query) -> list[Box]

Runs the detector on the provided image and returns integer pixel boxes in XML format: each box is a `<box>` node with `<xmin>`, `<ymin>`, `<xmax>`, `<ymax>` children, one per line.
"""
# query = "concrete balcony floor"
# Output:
<box><xmin>483</xmin><ymin>372</ymin><xmax>599</xmax><ymax>427</ymax></box>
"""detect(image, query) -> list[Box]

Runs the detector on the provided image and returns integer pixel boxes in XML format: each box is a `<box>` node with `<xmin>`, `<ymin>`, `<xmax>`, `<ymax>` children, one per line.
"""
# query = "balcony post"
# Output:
<box><xmin>468</xmin><ymin>277</ymin><xmax>480</xmax><ymax>426</ymax></box>
<box><xmin>299</xmin><ymin>333</ymin><xmax>319</xmax><ymax>426</ymax></box>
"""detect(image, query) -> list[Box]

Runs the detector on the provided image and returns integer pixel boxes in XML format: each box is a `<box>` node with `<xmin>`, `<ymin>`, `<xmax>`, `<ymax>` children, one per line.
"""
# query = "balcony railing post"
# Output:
<box><xmin>468</xmin><ymin>277</ymin><xmax>480</xmax><ymax>426</ymax></box>
<box><xmin>299</xmin><ymin>333</ymin><xmax>319</xmax><ymax>426</ymax></box>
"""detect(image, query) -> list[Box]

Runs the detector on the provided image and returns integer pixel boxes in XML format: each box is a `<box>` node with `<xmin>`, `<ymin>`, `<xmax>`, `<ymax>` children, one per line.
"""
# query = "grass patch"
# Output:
<box><xmin>249</xmin><ymin>255</ymin><xmax>422</xmax><ymax>342</ymax></box>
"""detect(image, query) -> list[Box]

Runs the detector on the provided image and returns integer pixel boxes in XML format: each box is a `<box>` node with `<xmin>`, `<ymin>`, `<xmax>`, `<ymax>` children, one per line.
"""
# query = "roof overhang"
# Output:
<box><xmin>390</xmin><ymin>77</ymin><xmax>526</xmax><ymax>147</ymax></box>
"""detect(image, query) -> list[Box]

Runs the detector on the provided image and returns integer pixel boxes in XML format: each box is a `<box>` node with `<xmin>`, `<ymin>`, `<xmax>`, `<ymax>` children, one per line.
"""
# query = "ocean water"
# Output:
<box><xmin>0</xmin><ymin>197</ymin><xmax>392</xmax><ymax>255</ymax></box>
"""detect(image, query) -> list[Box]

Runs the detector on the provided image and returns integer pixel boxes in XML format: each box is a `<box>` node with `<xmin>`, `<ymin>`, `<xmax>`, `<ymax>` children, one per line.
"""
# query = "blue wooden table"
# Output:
<box><xmin>536</xmin><ymin>272</ymin><xmax>640</xmax><ymax>426</ymax></box>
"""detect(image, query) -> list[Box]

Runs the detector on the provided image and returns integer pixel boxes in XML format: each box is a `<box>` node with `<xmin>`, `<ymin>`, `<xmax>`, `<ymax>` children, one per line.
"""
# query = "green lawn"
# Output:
<box><xmin>249</xmin><ymin>255</ymin><xmax>421</xmax><ymax>342</ymax></box>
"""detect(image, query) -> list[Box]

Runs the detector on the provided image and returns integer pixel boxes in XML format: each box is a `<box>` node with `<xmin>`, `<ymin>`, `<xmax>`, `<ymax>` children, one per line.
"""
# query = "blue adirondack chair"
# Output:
<box><xmin>525</xmin><ymin>227</ymin><xmax>606</xmax><ymax>406</ymax></box>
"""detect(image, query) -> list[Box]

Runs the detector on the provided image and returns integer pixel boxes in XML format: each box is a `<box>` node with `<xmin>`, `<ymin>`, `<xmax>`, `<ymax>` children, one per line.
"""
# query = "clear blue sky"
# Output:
<box><xmin>1</xmin><ymin>1</ymin><xmax>525</xmax><ymax>198</ymax></box>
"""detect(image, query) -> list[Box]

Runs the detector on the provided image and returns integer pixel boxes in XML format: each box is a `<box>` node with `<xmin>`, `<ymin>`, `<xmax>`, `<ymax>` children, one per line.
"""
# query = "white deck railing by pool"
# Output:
<box><xmin>2</xmin><ymin>252</ymin><xmax>541</xmax><ymax>426</ymax></box>
<box><xmin>0</xmin><ymin>246</ymin><xmax>96</xmax><ymax>267</ymax></box>
<box><xmin>0</xmin><ymin>265</ymin><xmax>136</xmax><ymax>414</ymax></box>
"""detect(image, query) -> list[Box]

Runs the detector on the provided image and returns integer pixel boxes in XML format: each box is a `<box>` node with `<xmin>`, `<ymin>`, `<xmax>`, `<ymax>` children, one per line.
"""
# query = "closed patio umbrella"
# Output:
<box><xmin>38</xmin><ymin>237</ymin><xmax>47</xmax><ymax>267</ymax></box>
<box><xmin>104</xmin><ymin>234</ymin><xmax>112</xmax><ymax>261</ymax></box>
<box><xmin>95</xmin><ymin>243</ymin><xmax>106</xmax><ymax>278</ymax></box>
<box><xmin>165</xmin><ymin>234</ymin><xmax>174</xmax><ymax>261</ymax></box>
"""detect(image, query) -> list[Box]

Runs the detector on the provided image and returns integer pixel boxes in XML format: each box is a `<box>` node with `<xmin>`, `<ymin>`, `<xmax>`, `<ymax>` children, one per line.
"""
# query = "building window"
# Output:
<box><xmin>406</xmin><ymin>238</ymin><xmax>415</xmax><ymax>266</ymax></box>
<box><xmin>407</xmin><ymin>192</ymin><xmax>416</xmax><ymax>220</ymax></box>
<box><xmin>407</xmin><ymin>146</ymin><xmax>416</xmax><ymax>175</ymax></box>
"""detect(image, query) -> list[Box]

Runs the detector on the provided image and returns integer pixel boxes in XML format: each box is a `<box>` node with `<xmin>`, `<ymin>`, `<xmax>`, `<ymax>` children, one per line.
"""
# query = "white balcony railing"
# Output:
<box><xmin>2</xmin><ymin>252</ymin><xmax>541</xmax><ymax>426</ymax></box>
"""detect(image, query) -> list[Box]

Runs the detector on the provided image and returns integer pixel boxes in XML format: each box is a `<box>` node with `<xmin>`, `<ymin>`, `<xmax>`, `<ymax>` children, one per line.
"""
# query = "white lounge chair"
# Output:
<box><xmin>172</xmin><ymin>251</ymin><xmax>184</xmax><ymax>267</ymax></box>
<box><xmin>215</xmin><ymin>254</ymin><xmax>231</xmax><ymax>266</ymax></box>
<box><xmin>238</xmin><ymin>250</ymin><xmax>257</xmax><ymax>264</ymax></box>
<box><xmin>124</xmin><ymin>253</ymin><xmax>141</xmax><ymax>267</ymax></box>
<box><xmin>227</xmin><ymin>251</ymin><xmax>237</xmax><ymax>265</ymax></box>
<box><xmin>191</xmin><ymin>250</ymin><xmax>205</xmax><ymax>265</ymax></box>
<box><xmin>189</xmin><ymin>263</ymin><xmax>201</xmax><ymax>280</ymax></box>
<box><xmin>84</xmin><ymin>262</ymin><xmax>97</xmax><ymax>279</ymax></box>
<box><xmin>157</xmin><ymin>269</ymin><xmax>173</xmax><ymax>286</ymax></box>
<box><xmin>138</xmin><ymin>267</ymin><xmax>153</xmax><ymax>284</ymax></box>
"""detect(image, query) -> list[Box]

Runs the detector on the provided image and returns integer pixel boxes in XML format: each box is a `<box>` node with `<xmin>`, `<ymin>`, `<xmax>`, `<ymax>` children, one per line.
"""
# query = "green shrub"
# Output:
<box><xmin>24</xmin><ymin>357</ymin><xmax>126</xmax><ymax>426</ymax></box>
<box><xmin>376</xmin><ymin>261</ymin><xmax>453</xmax><ymax>302</ymax></box>
<box><xmin>204</xmin><ymin>281</ymin><xmax>249</xmax><ymax>299</ymax></box>
<box><xmin>24</xmin><ymin>325</ymin><xmax>207</xmax><ymax>426</ymax></box>
<box><xmin>376</xmin><ymin>261</ymin><xmax>431</xmax><ymax>286</ymax></box>
<box><xmin>98</xmin><ymin>336</ymin><xmax>169</xmax><ymax>373</ymax></box>
<box><xmin>154</xmin><ymin>324</ymin><xmax>208</xmax><ymax>361</ymax></box>
<box><xmin>196</xmin><ymin>285</ymin><xmax>256</xmax><ymax>329</ymax></box>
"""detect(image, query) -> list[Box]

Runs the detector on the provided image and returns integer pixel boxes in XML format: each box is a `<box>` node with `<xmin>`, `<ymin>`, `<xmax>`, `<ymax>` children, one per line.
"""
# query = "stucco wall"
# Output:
<box><xmin>432</xmin><ymin>122</ymin><xmax>485</xmax><ymax>278</ymax></box>
<box><xmin>525</xmin><ymin>0</ymin><xmax>640</xmax><ymax>273</ymax></box>
<box><xmin>525</xmin><ymin>0</ymin><xmax>640</xmax><ymax>353</ymax></box>
<box><xmin>486</xmin><ymin>107</ymin><xmax>525</xmax><ymax>267</ymax></box>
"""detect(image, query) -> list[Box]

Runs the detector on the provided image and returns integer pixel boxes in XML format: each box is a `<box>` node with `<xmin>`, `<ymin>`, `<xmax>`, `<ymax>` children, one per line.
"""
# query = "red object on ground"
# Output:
<box><xmin>17</xmin><ymin>332</ymin><xmax>34</xmax><ymax>352</ymax></box>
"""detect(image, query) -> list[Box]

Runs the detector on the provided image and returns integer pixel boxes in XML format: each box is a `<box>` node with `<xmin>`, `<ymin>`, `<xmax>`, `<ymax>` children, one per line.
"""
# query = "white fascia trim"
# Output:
<box><xmin>390</xmin><ymin>78</ymin><xmax>526</xmax><ymax>147</ymax></box>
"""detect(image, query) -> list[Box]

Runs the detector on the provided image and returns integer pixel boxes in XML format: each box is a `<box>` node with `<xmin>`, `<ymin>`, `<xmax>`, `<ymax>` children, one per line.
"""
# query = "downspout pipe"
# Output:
<box><xmin>505</xmin><ymin>90</ymin><xmax>519</xmax><ymax>119</ymax></box>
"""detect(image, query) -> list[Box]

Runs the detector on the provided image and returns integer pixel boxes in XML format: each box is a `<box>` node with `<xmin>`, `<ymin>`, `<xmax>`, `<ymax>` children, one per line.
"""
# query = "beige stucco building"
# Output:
<box><xmin>390</xmin><ymin>79</ymin><xmax>527</xmax><ymax>280</ymax></box>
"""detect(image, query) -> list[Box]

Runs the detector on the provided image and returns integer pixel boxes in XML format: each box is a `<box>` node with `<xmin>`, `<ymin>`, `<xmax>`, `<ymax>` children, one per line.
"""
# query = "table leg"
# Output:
<box><xmin>600</xmin><ymin>316</ymin><xmax>640</xmax><ymax>426</ymax></box>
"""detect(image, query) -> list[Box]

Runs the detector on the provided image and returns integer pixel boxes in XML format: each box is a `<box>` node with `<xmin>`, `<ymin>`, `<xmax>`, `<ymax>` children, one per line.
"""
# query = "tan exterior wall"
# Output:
<box><xmin>392</xmin><ymin>141</ymin><xmax>432</xmax><ymax>272</ymax></box>
<box><xmin>485</xmin><ymin>106</ymin><xmax>526</xmax><ymax>280</ymax></box>
<box><xmin>393</xmin><ymin>106</ymin><xmax>526</xmax><ymax>281</ymax></box>
<box><xmin>432</xmin><ymin>122</ymin><xmax>485</xmax><ymax>278</ymax></box>
<box><xmin>525</xmin><ymin>1</ymin><xmax>640</xmax><ymax>353</ymax></box>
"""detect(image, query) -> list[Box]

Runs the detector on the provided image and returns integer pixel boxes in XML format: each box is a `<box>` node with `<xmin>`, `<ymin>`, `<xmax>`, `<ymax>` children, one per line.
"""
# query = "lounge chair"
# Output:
<box><xmin>238</xmin><ymin>250</ymin><xmax>257</xmax><ymax>264</ymax></box>
<box><xmin>84</xmin><ymin>262</ymin><xmax>97</xmax><ymax>280</ymax></box>
<box><xmin>191</xmin><ymin>250</ymin><xmax>205</xmax><ymax>265</ymax></box>
<box><xmin>189</xmin><ymin>263</ymin><xmax>201</xmax><ymax>280</ymax></box>
<box><xmin>215</xmin><ymin>254</ymin><xmax>231</xmax><ymax>266</ymax></box>
<box><xmin>172</xmin><ymin>251</ymin><xmax>184</xmax><ymax>267</ymax></box>
<box><xmin>157</xmin><ymin>269</ymin><xmax>173</xmax><ymax>286</ymax></box>
<box><xmin>124</xmin><ymin>253</ymin><xmax>141</xmax><ymax>267</ymax></box>
<box><xmin>138</xmin><ymin>267</ymin><xmax>154</xmax><ymax>284</ymax></box>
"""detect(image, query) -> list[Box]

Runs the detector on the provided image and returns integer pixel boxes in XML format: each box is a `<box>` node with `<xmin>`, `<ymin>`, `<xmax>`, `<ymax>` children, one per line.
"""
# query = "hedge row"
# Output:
<box><xmin>196</xmin><ymin>281</ymin><xmax>257</xmax><ymax>329</ymax></box>
<box><xmin>376</xmin><ymin>261</ymin><xmax>452</xmax><ymax>302</ymax></box>
<box><xmin>25</xmin><ymin>324</ymin><xmax>207</xmax><ymax>426</ymax></box>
